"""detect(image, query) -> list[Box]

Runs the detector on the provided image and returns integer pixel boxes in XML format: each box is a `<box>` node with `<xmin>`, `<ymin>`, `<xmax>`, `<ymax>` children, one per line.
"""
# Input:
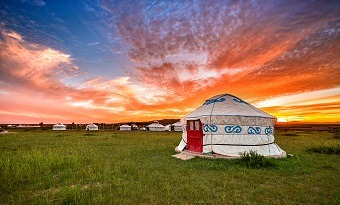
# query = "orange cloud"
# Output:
<box><xmin>0</xmin><ymin>30</ymin><xmax>80</xmax><ymax>92</ymax></box>
<box><xmin>102</xmin><ymin>0</ymin><xmax>339</xmax><ymax>109</ymax></box>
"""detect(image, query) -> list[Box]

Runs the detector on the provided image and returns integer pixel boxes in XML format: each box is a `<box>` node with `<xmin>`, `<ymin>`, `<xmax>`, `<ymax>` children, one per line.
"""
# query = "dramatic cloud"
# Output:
<box><xmin>0</xmin><ymin>0</ymin><xmax>339</xmax><ymax>123</ymax></box>
<box><xmin>103</xmin><ymin>0</ymin><xmax>340</xmax><ymax>100</ymax></box>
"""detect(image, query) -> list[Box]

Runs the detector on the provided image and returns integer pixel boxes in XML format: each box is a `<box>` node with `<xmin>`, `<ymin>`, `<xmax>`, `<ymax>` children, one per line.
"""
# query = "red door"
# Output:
<box><xmin>187</xmin><ymin>120</ymin><xmax>203</xmax><ymax>152</ymax></box>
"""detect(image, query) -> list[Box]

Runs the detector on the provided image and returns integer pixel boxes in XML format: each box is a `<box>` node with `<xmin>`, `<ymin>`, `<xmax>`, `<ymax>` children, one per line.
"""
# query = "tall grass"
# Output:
<box><xmin>0</xmin><ymin>130</ymin><xmax>339</xmax><ymax>204</ymax></box>
<box><xmin>307</xmin><ymin>146</ymin><xmax>340</xmax><ymax>155</ymax></box>
<box><xmin>240</xmin><ymin>151</ymin><xmax>276</xmax><ymax>168</ymax></box>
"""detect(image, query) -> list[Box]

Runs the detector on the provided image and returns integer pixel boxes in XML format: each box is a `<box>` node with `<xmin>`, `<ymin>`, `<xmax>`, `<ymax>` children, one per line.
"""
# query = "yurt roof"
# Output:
<box><xmin>54</xmin><ymin>123</ymin><xmax>65</xmax><ymax>126</ymax></box>
<box><xmin>172</xmin><ymin>122</ymin><xmax>182</xmax><ymax>126</ymax></box>
<box><xmin>186</xmin><ymin>94</ymin><xmax>275</xmax><ymax>119</ymax></box>
<box><xmin>182</xmin><ymin>94</ymin><xmax>276</xmax><ymax>126</ymax></box>
<box><xmin>148</xmin><ymin>123</ymin><xmax>164</xmax><ymax>128</ymax></box>
<box><xmin>120</xmin><ymin>124</ymin><xmax>131</xmax><ymax>127</ymax></box>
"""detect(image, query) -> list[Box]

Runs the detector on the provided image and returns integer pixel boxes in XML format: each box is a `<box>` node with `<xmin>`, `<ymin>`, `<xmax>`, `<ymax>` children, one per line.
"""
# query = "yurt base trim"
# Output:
<box><xmin>174</xmin><ymin>150</ymin><xmax>286</xmax><ymax>160</ymax></box>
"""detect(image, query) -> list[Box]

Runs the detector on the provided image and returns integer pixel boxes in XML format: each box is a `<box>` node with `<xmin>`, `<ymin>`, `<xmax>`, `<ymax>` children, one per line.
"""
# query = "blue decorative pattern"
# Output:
<box><xmin>225</xmin><ymin>125</ymin><xmax>242</xmax><ymax>133</ymax></box>
<box><xmin>204</xmin><ymin>97</ymin><xmax>226</xmax><ymax>105</ymax></box>
<box><xmin>232</xmin><ymin>97</ymin><xmax>248</xmax><ymax>104</ymax></box>
<box><xmin>247</xmin><ymin>126</ymin><xmax>261</xmax><ymax>134</ymax></box>
<box><xmin>203</xmin><ymin>124</ymin><xmax>218</xmax><ymax>132</ymax></box>
<box><xmin>265</xmin><ymin>126</ymin><xmax>273</xmax><ymax>135</ymax></box>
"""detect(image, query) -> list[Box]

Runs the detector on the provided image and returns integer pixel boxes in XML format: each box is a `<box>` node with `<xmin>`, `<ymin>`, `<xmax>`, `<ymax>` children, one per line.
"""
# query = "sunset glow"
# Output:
<box><xmin>0</xmin><ymin>0</ymin><xmax>339</xmax><ymax>124</ymax></box>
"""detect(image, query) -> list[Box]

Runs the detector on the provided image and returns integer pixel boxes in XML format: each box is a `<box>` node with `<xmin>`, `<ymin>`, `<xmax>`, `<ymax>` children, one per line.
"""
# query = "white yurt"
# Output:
<box><xmin>53</xmin><ymin>123</ymin><xmax>66</xmax><ymax>130</ymax></box>
<box><xmin>120</xmin><ymin>124</ymin><xmax>131</xmax><ymax>131</ymax></box>
<box><xmin>172</xmin><ymin>121</ymin><xmax>183</xmax><ymax>132</ymax></box>
<box><xmin>131</xmin><ymin>124</ymin><xmax>138</xmax><ymax>130</ymax></box>
<box><xmin>148</xmin><ymin>122</ymin><xmax>165</xmax><ymax>131</ymax></box>
<box><xmin>176</xmin><ymin>94</ymin><xmax>286</xmax><ymax>158</ymax></box>
<box><xmin>86</xmin><ymin>123</ymin><xmax>98</xmax><ymax>131</ymax></box>
<box><xmin>164</xmin><ymin>124</ymin><xmax>171</xmax><ymax>131</ymax></box>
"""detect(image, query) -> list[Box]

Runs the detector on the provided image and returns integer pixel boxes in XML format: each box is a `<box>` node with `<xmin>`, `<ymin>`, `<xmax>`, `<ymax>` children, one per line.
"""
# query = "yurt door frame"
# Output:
<box><xmin>186</xmin><ymin>120</ymin><xmax>203</xmax><ymax>152</ymax></box>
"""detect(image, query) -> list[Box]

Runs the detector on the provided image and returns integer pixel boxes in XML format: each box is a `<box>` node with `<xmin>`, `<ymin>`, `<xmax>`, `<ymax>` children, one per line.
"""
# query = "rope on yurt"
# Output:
<box><xmin>267</xmin><ymin>132</ymin><xmax>271</xmax><ymax>156</ymax></box>
<box><xmin>209</xmin><ymin>101</ymin><xmax>216</xmax><ymax>154</ymax></box>
<box><xmin>207</xmin><ymin>94</ymin><xmax>227</xmax><ymax>154</ymax></box>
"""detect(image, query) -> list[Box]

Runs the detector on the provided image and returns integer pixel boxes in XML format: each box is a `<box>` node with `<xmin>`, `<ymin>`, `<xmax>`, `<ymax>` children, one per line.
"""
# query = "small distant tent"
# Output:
<box><xmin>148</xmin><ymin>122</ymin><xmax>165</xmax><ymax>131</ymax></box>
<box><xmin>164</xmin><ymin>124</ymin><xmax>171</xmax><ymax>131</ymax></box>
<box><xmin>86</xmin><ymin>123</ymin><xmax>98</xmax><ymax>131</ymax></box>
<box><xmin>120</xmin><ymin>124</ymin><xmax>131</xmax><ymax>131</ymax></box>
<box><xmin>131</xmin><ymin>124</ymin><xmax>138</xmax><ymax>130</ymax></box>
<box><xmin>53</xmin><ymin>123</ymin><xmax>66</xmax><ymax>130</ymax></box>
<box><xmin>176</xmin><ymin>94</ymin><xmax>286</xmax><ymax>158</ymax></box>
<box><xmin>172</xmin><ymin>122</ymin><xmax>183</xmax><ymax>132</ymax></box>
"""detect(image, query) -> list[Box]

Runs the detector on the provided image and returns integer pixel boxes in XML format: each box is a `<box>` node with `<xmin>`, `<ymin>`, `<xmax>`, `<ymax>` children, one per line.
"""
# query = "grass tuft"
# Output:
<box><xmin>56</xmin><ymin>134</ymin><xmax>69</xmax><ymax>137</ymax></box>
<box><xmin>333</xmin><ymin>133</ymin><xmax>340</xmax><ymax>139</ymax></box>
<box><xmin>83</xmin><ymin>133</ymin><xmax>97</xmax><ymax>136</ymax></box>
<box><xmin>240</xmin><ymin>151</ymin><xmax>276</xmax><ymax>169</ymax></box>
<box><xmin>306</xmin><ymin>146</ymin><xmax>340</xmax><ymax>155</ymax></box>
<box><xmin>111</xmin><ymin>133</ymin><xmax>118</xmax><ymax>137</ymax></box>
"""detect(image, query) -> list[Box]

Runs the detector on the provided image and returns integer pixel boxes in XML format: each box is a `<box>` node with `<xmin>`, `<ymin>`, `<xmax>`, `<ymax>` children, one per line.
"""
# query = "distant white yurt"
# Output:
<box><xmin>120</xmin><ymin>124</ymin><xmax>131</xmax><ymax>131</ymax></box>
<box><xmin>86</xmin><ymin>123</ymin><xmax>98</xmax><ymax>131</ymax></box>
<box><xmin>172</xmin><ymin>121</ymin><xmax>183</xmax><ymax>132</ymax></box>
<box><xmin>148</xmin><ymin>122</ymin><xmax>165</xmax><ymax>131</ymax></box>
<box><xmin>131</xmin><ymin>124</ymin><xmax>138</xmax><ymax>130</ymax></box>
<box><xmin>176</xmin><ymin>94</ymin><xmax>286</xmax><ymax>158</ymax></box>
<box><xmin>164</xmin><ymin>124</ymin><xmax>171</xmax><ymax>131</ymax></box>
<box><xmin>53</xmin><ymin>123</ymin><xmax>66</xmax><ymax>130</ymax></box>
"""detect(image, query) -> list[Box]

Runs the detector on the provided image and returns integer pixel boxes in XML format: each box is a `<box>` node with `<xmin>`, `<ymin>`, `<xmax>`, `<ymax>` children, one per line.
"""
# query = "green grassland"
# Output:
<box><xmin>0</xmin><ymin>130</ymin><xmax>339</xmax><ymax>204</ymax></box>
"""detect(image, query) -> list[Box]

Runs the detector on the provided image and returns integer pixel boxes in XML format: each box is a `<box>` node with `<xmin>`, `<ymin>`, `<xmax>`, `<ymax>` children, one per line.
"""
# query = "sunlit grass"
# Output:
<box><xmin>0</xmin><ymin>130</ymin><xmax>339</xmax><ymax>204</ymax></box>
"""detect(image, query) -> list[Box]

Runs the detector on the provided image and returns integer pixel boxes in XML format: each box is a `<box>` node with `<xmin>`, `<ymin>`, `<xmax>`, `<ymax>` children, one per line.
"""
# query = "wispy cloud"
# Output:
<box><xmin>0</xmin><ymin>30</ymin><xmax>80</xmax><ymax>92</ymax></box>
<box><xmin>255</xmin><ymin>87</ymin><xmax>340</xmax><ymax>108</ymax></box>
<box><xmin>19</xmin><ymin>0</ymin><xmax>46</xmax><ymax>7</ymax></box>
<box><xmin>88</xmin><ymin>42</ymin><xmax>99</xmax><ymax>46</ymax></box>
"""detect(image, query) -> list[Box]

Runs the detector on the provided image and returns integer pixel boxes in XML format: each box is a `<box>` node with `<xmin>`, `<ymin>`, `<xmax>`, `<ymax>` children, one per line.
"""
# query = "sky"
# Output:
<box><xmin>0</xmin><ymin>0</ymin><xmax>339</xmax><ymax>124</ymax></box>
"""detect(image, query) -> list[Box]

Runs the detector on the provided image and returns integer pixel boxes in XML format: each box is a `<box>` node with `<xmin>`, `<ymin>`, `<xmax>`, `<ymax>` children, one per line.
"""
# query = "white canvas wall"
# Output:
<box><xmin>148</xmin><ymin>123</ymin><xmax>165</xmax><ymax>131</ymax></box>
<box><xmin>86</xmin><ymin>124</ymin><xmax>98</xmax><ymax>130</ymax></box>
<box><xmin>53</xmin><ymin>123</ymin><xmax>66</xmax><ymax>130</ymax></box>
<box><xmin>120</xmin><ymin>125</ymin><xmax>131</xmax><ymax>130</ymax></box>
